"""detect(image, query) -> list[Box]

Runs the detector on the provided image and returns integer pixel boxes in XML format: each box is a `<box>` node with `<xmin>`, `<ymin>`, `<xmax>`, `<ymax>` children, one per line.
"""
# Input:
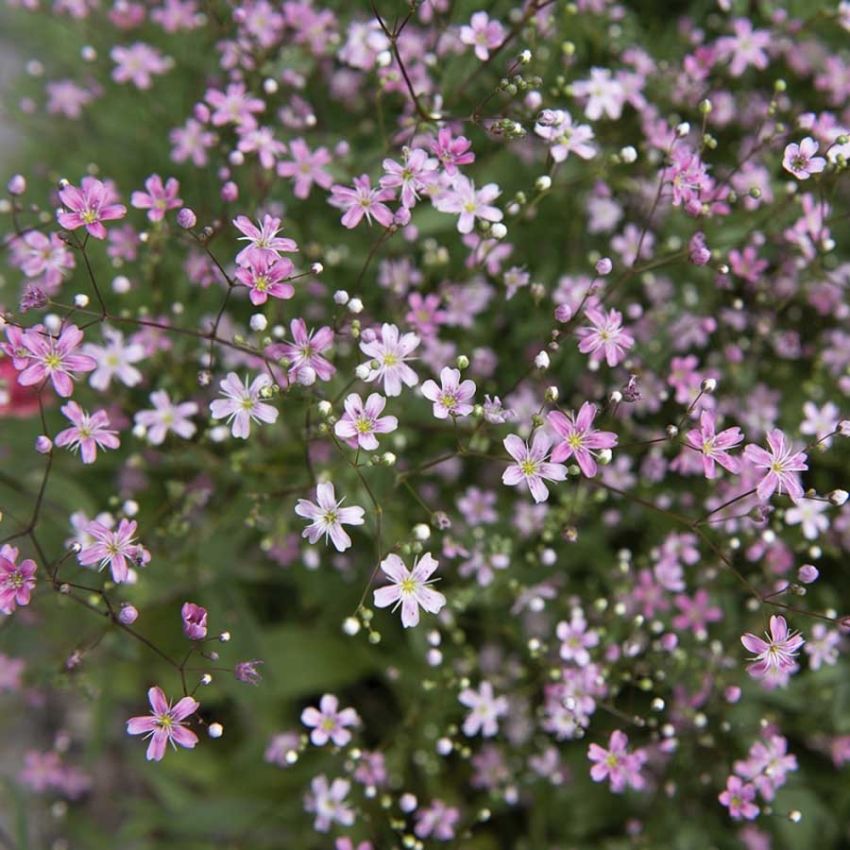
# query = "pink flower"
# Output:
<box><xmin>130</xmin><ymin>174</ymin><xmax>182</xmax><ymax>222</ymax></box>
<box><xmin>421</xmin><ymin>367</ymin><xmax>476</xmax><ymax>419</ymax></box>
<box><xmin>380</xmin><ymin>148</ymin><xmax>439</xmax><ymax>208</ymax></box>
<box><xmin>556</xmin><ymin>609</ymin><xmax>599</xmax><ymax>666</ymax></box>
<box><xmin>718</xmin><ymin>775</ymin><xmax>759</xmax><ymax>820</ymax></box>
<box><xmin>547</xmin><ymin>402</ymin><xmax>617</xmax><ymax>477</ymax></box>
<box><xmin>685</xmin><ymin>410</ymin><xmax>743</xmax><ymax>479</ymax></box>
<box><xmin>276</xmin><ymin>138</ymin><xmax>333</xmax><ymax>199</ymax></box>
<box><xmin>430</xmin><ymin>128</ymin><xmax>475</xmax><ymax>175</ymax></box>
<box><xmin>55</xmin><ymin>401</ymin><xmax>121</xmax><ymax>464</ymax></box>
<box><xmin>458</xmin><ymin>681</ymin><xmax>508</xmax><ymax>737</ymax></box>
<box><xmin>433</xmin><ymin>175</ymin><xmax>502</xmax><ymax>234</ymax></box>
<box><xmin>110</xmin><ymin>42</ymin><xmax>173</xmax><ymax>89</ymax></box>
<box><xmin>17</xmin><ymin>324</ymin><xmax>97</xmax><ymax>397</ymax></box>
<box><xmin>782</xmin><ymin>138</ymin><xmax>826</xmax><ymax>180</ymax></box>
<box><xmin>294</xmin><ymin>481</ymin><xmax>365</xmax><ymax>552</ymax></box>
<box><xmin>571</xmin><ymin>67</ymin><xmax>626</xmax><ymax>121</ymax></box>
<box><xmin>232</xmin><ymin>214</ymin><xmax>298</xmax><ymax>264</ymax></box>
<box><xmin>84</xmin><ymin>327</ymin><xmax>145</xmax><ymax>391</ymax></box>
<box><xmin>205</xmin><ymin>82</ymin><xmax>264</xmax><ymax>129</ymax></box>
<box><xmin>209</xmin><ymin>372</ymin><xmax>278</xmax><ymax>439</ymax></box>
<box><xmin>0</xmin><ymin>546</ymin><xmax>37</xmax><ymax>614</ymax></box>
<box><xmin>126</xmin><ymin>686</ymin><xmax>199</xmax><ymax>761</ymax></box>
<box><xmin>304</xmin><ymin>775</ymin><xmax>354</xmax><ymax>832</ymax></box>
<box><xmin>587</xmin><ymin>730</ymin><xmax>647</xmax><ymax>793</ymax></box>
<box><xmin>534</xmin><ymin>110</ymin><xmax>597</xmax><ymax>162</ymax></box>
<box><xmin>181</xmin><ymin>602</ymin><xmax>207</xmax><ymax>639</ymax></box>
<box><xmin>716</xmin><ymin>18</ymin><xmax>771</xmax><ymax>78</ymax></box>
<box><xmin>502</xmin><ymin>431</ymin><xmax>567</xmax><ymax>503</ymax></box>
<box><xmin>334</xmin><ymin>392</ymin><xmax>397</xmax><ymax>450</ymax></box>
<box><xmin>301</xmin><ymin>694</ymin><xmax>360</xmax><ymax>746</ymax></box>
<box><xmin>459</xmin><ymin>11</ymin><xmax>505</xmax><ymax>61</ymax></box>
<box><xmin>134</xmin><ymin>389</ymin><xmax>198</xmax><ymax>444</ymax></box>
<box><xmin>57</xmin><ymin>176</ymin><xmax>127</xmax><ymax>239</ymax></box>
<box><xmin>373</xmin><ymin>552</ymin><xmax>446</xmax><ymax>628</ymax></box>
<box><xmin>77</xmin><ymin>518</ymin><xmax>149</xmax><ymax>583</ymax></box>
<box><xmin>359</xmin><ymin>323</ymin><xmax>420</xmax><ymax>397</ymax></box>
<box><xmin>743</xmin><ymin>429</ymin><xmax>808</xmax><ymax>502</ymax></box>
<box><xmin>414</xmin><ymin>799</ymin><xmax>460</xmax><ymax>840</ymax></box>
<box><xmin>268</xmin><ymin>318</ymin><xmax>336</xmax><ymax>384</ymax></box>
<box><xmin>740</xmin><ymin>615</ymin><xmax>804</xmax><ymax>679</ymax></box>
<box><xmin>234</xmin><ymin>252</ymin><xmax>295</xmax><ymax>305</ymax></box>
<box><xmin>577</xmin><ymin>307</ymin><xmax>634</xmax><ymax>367</ymax></box>
<box><xmin>329</xmin><ymin>174</ymin><xmax>395</xmax><ymax>229</ymax></box>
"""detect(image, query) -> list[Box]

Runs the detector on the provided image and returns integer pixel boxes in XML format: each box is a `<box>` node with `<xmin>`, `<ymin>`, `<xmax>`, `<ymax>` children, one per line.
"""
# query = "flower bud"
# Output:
<box><xmin>118</xmin><ymin>604</ymin><xmax>139</xmax><ymax>625</ymax></box>
<box><xmin>797</xmin><ymin>564</ymin><xmax>819</xmax><ymax>584</ymax></box>
<box><xmin>35</xmin><ymin>435</ymin><xmax>52</xmax><ymax>454</ymax></box>
<box><xmin>595</xmin><ymin>257</ymin><xmax>612</xmax><ymax>275</ymax></box>
<box><xmin>208</xmin><ymin>723</ymin><xmax>224</xmax><ymax>739</ymax></box>
<box><xmin>828</xmin><ymin>489</ymin><xmax>848</xmax><ymax>506</ymax></box>
<box><xmin>176</xmin><ymin>208</ymin><xmax>197</xmax><ymax>229</ymax></box>
<box><xmin>7</xmin><ymin>174</ymin><xmax>26</xmax><ymax>195</ymax></box>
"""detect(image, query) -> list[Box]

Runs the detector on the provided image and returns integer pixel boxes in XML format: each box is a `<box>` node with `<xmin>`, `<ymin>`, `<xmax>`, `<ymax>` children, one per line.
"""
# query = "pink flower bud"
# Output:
<box><xmin>181</xmin><ymin>602</ymin><xmax>208</xmax><ymax>640</ymax></box>
<box><xmin>35</xmin><ymin>435</ymin><xmax>53</xmax><ymax>454</ymax></box>
<box><xmin>7</xmin><ymin>175</ymin><xmax>26</xmax><ymax>196</ymax></box>
<box><xmin>176</xmin><ymin>208</ymin><xmax>197</xmax><ymax>229</ymax></box>
<box><xmin>554</xmin><ymin>304</ymin><xmax>572</xmax><ymax>323</ymax></box>
<box><xmin>119</xmin><ymin>604</ymin><xmax>139</xmax><ymax>625</ymax></box>
<box><xmin>221</xmin><ymin>181</ymin><xmax>239</xmax><ymax>202</ymax></box>
<box><xmin>797</xmin><ymin>564</ymin><xmax>819</xmax><ymax>584</ymax></box>
<box><xmin>595</xmin><ymin>257</ymin><xmax>613</xmax><ymax>275</ymax></box>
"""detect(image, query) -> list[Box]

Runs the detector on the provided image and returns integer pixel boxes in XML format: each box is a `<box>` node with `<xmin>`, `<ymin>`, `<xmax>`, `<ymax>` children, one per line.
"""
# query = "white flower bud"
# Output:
<box><xmin>491</xmin><ymin>222</ymin><xmax>507</xmax><ymax>239</ymax></box>
<box><xmin>317</xmin><ymin>400</ymin><xmax>333</xmax><ymax>417</ymax></box>
<box><xmin>73</xmin><ymin>293</ymin><xmax>90</xmax><ymax>308</ymax></box>
<box><xmin>122</xmin><ymin>500</ymin><xmax>139</xmax><ymax>517</ymax></box>
<box><xmin>676</xmin><ymin>122</ymin><xmax>690</xmax><ymax>137</ymax></box>
<box><xmin>534</xmin><ymin>350</ymin><xmax>550</xmax><ymax>369</ymax></box>
<box><xmin>355</xmin><ymin>363</ymin><xmax>372</xmax><ymax>381</ymax></box>
<box><xmin>413</xmin><ymin>523</ymin><xmax>431</xmax><ymax>541</ymax></box>
<box><xmin>249</xmin><ymin>313</ymin><xmax>268</xmax><ymax>332</ymax></box>
<box><xmin>620</xmin><ymin>145</ymin><xmax>638</xmax><ymax>163</ymax></box>
<box><xmin>348</xmin><ymin>297</ymin><xmax>364</xmax><ymax>314</ymax></box>
<box><xmin>208</xmin><ymin>722</ymin><xmax>224</xmax><ymax>738</ymax></box>
<box><xmin>535</xmin><ymin>175</ymin><xmax>552</xmax><ymax>192</ymax></box>
<box><xmin>700</xmin><ymin>377</ymin><xmax>717</xmax><ymax>393</ymax></box>
<box><xmin>334</xmin><ymin>289</ymin><xmax>349</xmax><ymax>305</ymax></box>
<box><xmin>112</xmin><ymin>275</ymin><xmax>131</xmax><ymax>294</ymax></box>
<box><xmin>342</xmin><ymin>617</ymin><xmax>361</xmax><ymax>636</ymax></box>
<box><xmin>829</xmin><ymin>489</ymin><xmax>849</xmax><ymax>506</ymax></box>
<box><xmin>311</xmin><ymin>261</ymin><xmax>324</xmax><ymax>275</ymax></box>
<box><xmin>597</xmin><ymin>448</ymin><xmax>613</xmax><ymax>465</ymax></box>
<box><xmin>263</xmin><ymin>78</ymin><xmax>278</xmax><ymax>95</ymax></box>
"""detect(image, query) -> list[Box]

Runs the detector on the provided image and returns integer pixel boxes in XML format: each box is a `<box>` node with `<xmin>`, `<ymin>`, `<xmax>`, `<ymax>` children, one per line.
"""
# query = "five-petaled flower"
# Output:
<box><xmin>0</xmin><ymin>545</ymin><xmax>37</xmax><ymax>615</ymax></box>
<box><xmin>16</xmin><ymin>324</ymin><xmax>97</xmax><ymax>398</ymax></box>
<box><xmin>358</xmin><ymin>323</ymin><xmax>420</xmax><ymax>397</ymax></box>
<box><xmin>502</xmin><ymin>431</ymin><xmax>567</xmax><ymax>503</ymax></box>
<box><xmin>77</xmin><ymin>517</ymin><xmax>150</xmax><ymax>583</ymax></box>
<box><xmin>547</xmin><ymin>402</ymin><xmax>617</xmax><ymax>477</ymax></box>
<box><xmin>301</xmin><ymin>694</ymin><xmax>360</xmax><ymax>747</ymax></box>
<box><xmin>421</xmin><ymin>367</ymin><xmax>476</xmax><ymax>419</ymax></box>
<box><xmin>126</xmin><ymin>686</ymin><xmax>199</xmax><ymax>762</ymax></box>
<box><xmin>740</xmin><ymin>615</ymin><xmax>804</xmax><ymax>679</ymax></box>
<box><xmin>55</xmin><ymin>401</ymin><xmax>121</xmax><ymax>464</ymax></box>
<box><xmin>130</xmin><ymin>174</ymin><xmax>182</xmax><ymax>222</ymax></box>
<box><xmin>743</xmin><ymin>429</ymin><xmax>808</xmax><ymax>502</ymax></box>
<box><xmin>458</xmin><ymin>680</ymin><xmax>509</xmax><ymax>737</ymax></box>
<box><xmin>210</xmin><ymin>372</ymin><xmax>278</xmax><ymax>439</ymax></box>
<box><xmin>57</xmin><ymin>177</ymin><xmax>127</xmax><ymax>240</ymax></box>
<box><xmin>782</xmin><ymin>138</ymin><xmax>826</xmax><ymax>180</ymax></box>
<box><xmin>334</xmin><ymin>392</ymin><xmax>397</xmax><ymax>451</ymax></box>
<box><xmin>373</xmin><ymin>552</ymin><xmax>446</xmax><ymax>628</ymax></box>
<box><xmin>295</xmin><ymin>482</ymin><xmax>365</xmax><ymax>552</ymax></box>
<box><xmin>577</xmin><ymin>307</ymin><xmax>634</xmax><ymax>367</ymax></box>
<box><xmin>685</xmin><ymin>410</ymin><xmax>743</xmax><ymax>479</ymax></box>
<box><xmin>587</xmin><ymin>730</ymin><xmax>647</xmax><ymax>793</ymax></box>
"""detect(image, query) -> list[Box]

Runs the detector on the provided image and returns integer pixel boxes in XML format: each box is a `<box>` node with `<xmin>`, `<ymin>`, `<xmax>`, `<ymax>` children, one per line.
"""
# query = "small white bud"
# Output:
<box><xmin>828</xmin><ymin>489</ymin><xmax>848</xmax><ymax>506</ymax></box>
<box><xmin>311</xmin><ymin>262</ymin><xmax>324</xmax><ymax>275</ymax></box>
<box><xmin>112</xmin><ymin>275</ymin><xmax>131</xmax><ymax>294</ymax></box>
<box><xmin>122</xmin><ymin>500</ymin><xmax>139</xmax><ymax>517</ymax></box>
<box><xmin>535</xmin><ymin>175</ymin><xmax>552</xmax><ymax>192</ymax></box>
<box><xmin>597</xmin><ymin>448</ymin><xmax>613</xmax><ymax>465</ymax></box>
<box><xmin>413</xmin><ymin>523</ymin><xmax>431</xmax><ymax>541</ymax></box>
<box><xmin>676</xmin><ymin>122</ymin><xmax>690</xmax><ymax>137</ymax></box>
<box><xmin>73</xmin><ymin>293</ymin><xmax>90</xmax><ymax>308</ymax></box>
<box><xmin>620</xmin><ymin>145</ymin><xmax>638</xmax><ymax>163</ymax></box>
<box><xmin>208</xmin><ymin>722</ymin><xmax>224</xmax><ymax>738</ymax></box>
<box><xmin>355</xmin><ymin>363</ymin><xmax>372</xmax><ymax>381</ymax></box>
<box><xmin>348</xmin><ymin>297</ymin><xmax>364</xmax><ymax>314</ymax></box>
<box><xmin>701</xmin><ymin>377</ymin><xmax>717</xmax><ymax>393</ymax></box>
<box><xmin>317</xmin><ymin>400</ymin><xmax>333</xmax><ymax>417</ymax></box>
<box><xmin>263</xmin><ymin>78</ymin><xmax>278</xmax><ymax>95</ymax></box>
<box><xmin>80</xmin><ymin>45</ymin><xmax>97</xmax><ymax>62</ymax></box>
<box><xmin>334</xmin><ymin>289</ymin><xmax>349</xmax><ymax>305</ymax></box>
<box><xmin>228</xmin><ymin>150</ymin><xmax>245</xmax><ymax>167</ymax></box>
<box><xmin>342</xmin><ymin>617</ymin><xmax>361</xmax><ymax>636</ymax></box>
<box><xmin>491</xmin><ymin>222</ymin><xmax>507</xmax><ymax>239</ymax></box>
<box><xmin>249</xmin><ymin>313</ymin><xmax>268</xmax><ymax>332</ymax></box>
<box><xmin>534</xmin><ymin>350</ymin><xmax>550</xmax><ymax>369</ymax></box>
<box><xmin>219</xmin><ymin>631</ymin><xmax>231</xmax><ymax>642</ymax></box>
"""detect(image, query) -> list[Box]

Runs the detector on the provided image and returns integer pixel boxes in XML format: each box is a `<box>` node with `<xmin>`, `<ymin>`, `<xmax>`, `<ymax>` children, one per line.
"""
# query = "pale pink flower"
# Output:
<box><xmin>126</xmin><ymin>686</ymin><xmax>199</xmax><ymax>761</ymax></box>
<box><xmin>459</xmin><ymin>11</ymin><xmax>505</xmax><ymax>61</ymax></box>
<box><xmin>134</xmin><ymin>390</ymin><xmax>197</xmax><ymax>444</ymax></box>
<box><xmin>334</xmin><ymin>392</ymin><xmax>397</xmax><ymax>450</ymax></box>
<box><xmin>268</xmin><ymin>319</ymin><xmax>336</xmax><ymax>384</ymax></box>
<box><xmin>743</xmin><ymin>429</ymin><xmax>808</xmax><ymax>502</ymax></box>
<box><xmin>577</xmin><ymin>307</ymin><xmax>634</xmax><ymax>367</ymax></box>
<box><xmin>741</xmin><ymin>615</ymin><xmax>804</xmax><ymax>679</ymax></box>
<box><xmin>458</xmin><ymin>681</ymin><xmax>508</xmax><ymax>737</ymax></box>
<box><xmin>209</xmin><ymin>372</ymin><xmax>278</xmax><ymax>439</ymax></box>
<box><xmin>718</xmin><ymin>775</ymin><xmax>759</xmax><ymax>820</ymax></box>
<box><xmin>587</xmin><ymin>730</ymin><xmax>647</xmax><ymax>793</ymax></box>
<box><xmin>55</xmin><ymin>401</ymin><xmax>120</xmax><ymax>464</ymax></box>
<box><xmin>84</xmin><ymin>327</ymin><xmax>145</xmax><ymax>391</ymax></box>
<box><xmin>234</xmin><ymin>252</ymin><xmax>295</xmax><ymax>305</ymax></box>
<box><xmin>329</xmin><ymin>174</ymin><xmax>395</xmax><ymax>229</ymax></box>
<box><xmin>130</xmin><ymin>174</ymin><xmax>182</xmax><ymax>222</ymax></box>
<box><xmin>685</xmin><ymin>410</ymin><xmax>743</xmax><ymax>479</ymax></box>
<box><xmin>232</xmin><ymin>214</ymin><xmax>297</xmax><ymax>264</ymax></box>
<box><xmin>57</xmin><ymin>177</ymin><xmax>127</xmax><ymax>240</ymax></box>
<box><xmin>421</xmin><ymin>367</ymin><xmax>476</xmax><ymax>419</ymax></box>
<box><xmin>380</xmin><ymin>148</ymin><xmax>440</xmax><ymax>208</ymax></box>
<box><xmin>782</xmin><ymin>138</ymin><xmax>826</xmax><ymax>180</ymax></box>
<box><xmin>534</xmin><ymin>109</ymin><xmax>597</xmax><ymax>162</ymax></box>
<box><xmin>433</xmin><ymin>175</ymin><xmax>502</xmax><ymax>234</ymax></box>
<box><xmin>502</xmin><ymin>431</ymin><xmax>567</xmax><ymax>503</ymax></box>
<box><xmin>181</xmin><ymin>602</ymin><xmax>207</xmax><ymax>639</ymax></box>
<box><xmin>359</xmin><ymin>323</ymin><xmax>420</xmax><ymax>396</ymax></box>
<box><xmin>77</xmin><ymin>517</ymin><xmax>149</xmax><ymax>583</ymax></box>
<box><xmin>0</xmin><ymin>545</ymin><xmax>37</xmax><ymax>614</ymax></box>
<box><xmin>301</xmin><ymin>694</ymin><xmax>360</xmax><ymax>746</ymax></box>
<box><xmin>716</xmin><ymin>18</ymin><xmax>771</xmax><ymax>77</ymax></box>
<box><xmin>571</xmin><ymin>68</ymin><xmax>626</xmax><ymax>121</ymax></box>
<box><xmin>110</xmin><ymin>42</ymin><xmax>173</xmax><ymax>89</ymax></box>
<box><xmin>294</xmin><ymin>482</ymin><xmax>365</xmax><ymax>552</ymax></box>
<box><xmin>17</xmin><ymin>324</ymin><xmax>97</xmax><ymax>397</ymax></box>
<box><xmin>276</xmin><ymin>138</ymin><xmax>334</xmax><ymax>199</ymax></box>
<box><xmin>547</xmin><ymin>403</ymin><xmax>617</xmax><ymax>477</ymax></box>
<box><xmin>373</xmin><ymin>552</ymin><xmax>446</xmax><ymax>628</ymax></box>
<box><xmin>304</xmin><ymin>775</ymin><xmax>354</xmax><ymax>832</ymax></box>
